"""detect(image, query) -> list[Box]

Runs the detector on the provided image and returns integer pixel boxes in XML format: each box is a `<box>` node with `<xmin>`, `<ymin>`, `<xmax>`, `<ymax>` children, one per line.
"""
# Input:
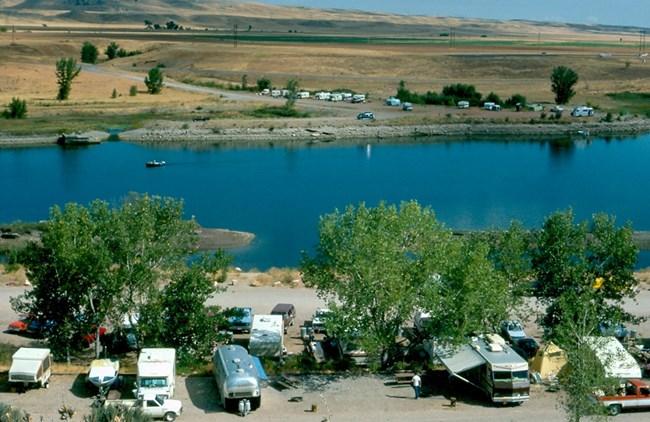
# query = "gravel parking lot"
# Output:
<box><xmin>2</xmin><ymin>282</ymin><xmax>650</xmax><ymax>421</ymax></box>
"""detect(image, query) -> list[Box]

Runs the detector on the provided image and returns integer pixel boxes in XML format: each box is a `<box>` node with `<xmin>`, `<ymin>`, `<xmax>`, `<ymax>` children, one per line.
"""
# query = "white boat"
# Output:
<box><xmin>86</xmin><ymin>359</ymin><xmax>120</xmax><ymax>390</ymax></box>
<box><xmin>145</xmin><ymin>160</ymin><xmax>166</xmax><ymax>168</ymax></box>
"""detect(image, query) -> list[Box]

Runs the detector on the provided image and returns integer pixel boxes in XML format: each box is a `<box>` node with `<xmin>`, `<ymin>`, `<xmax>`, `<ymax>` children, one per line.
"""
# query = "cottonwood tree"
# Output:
<box><xmin>81</xmin><ymin>41</ymin><xmax>98</xmax><ymax>64</ymax></box>
<box><xmin>284</xmin><ymin>79</ymin><xmax>299</xmax><ymax>109</ymax></box>
<box><xmin>551</xmin><ymin>66</ymin><xmax>579</xmax><ymax>105</ymax></box>
<box><xmin>105</xmin><ymin>42</ymin><xmax>119</xmax><ymax>60</ymax></box>
<box><xmin>55</xmin><ymin>57</ymin><xmax>81</xmax><ymax>100</ymax></box>
<box><xmin>302</xmin><ymin>201</ymin><xmax>510</xmax><ymax>366</ymax></box>
<box><xmin>144</xmin><ymin>67</ymin><xmax>164</xmax><ymax>94</ymax></box>
<box><xmin>12</xmin><ymin>194</ymin><xmax>198</xmax><ymax>359</ymax></box>
<box><xmin>532</xmin><ymin>210</ymin><xmax>638</xmax><ymax>336</ymax></box>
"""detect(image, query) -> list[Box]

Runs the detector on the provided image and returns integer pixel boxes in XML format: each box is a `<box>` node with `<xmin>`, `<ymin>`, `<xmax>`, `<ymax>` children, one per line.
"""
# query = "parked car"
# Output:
<box><xmin>597</xmin><ymin>379</ymin><xmax>650</xmax><ymax>416</ymax></box>
<box><xmin>357</xmin><ymin>112</ymin><xmax>375</xmax><ymax>120</ymax></box>
<box><xmin>512</xmin><ymin>337</ymin><xmax>540</xmax><ymax>360</ymax></box>
<box><xmin>271</xmin><ymin>303</ymin><xmax>296</xmax><ymax>333</ymax></box>
<box><xmin>402</xmin><ymin>102</ymin><xmax>413</xmax><ymax>111</ymax></box>
<box><xmin>7</xmin><ymin>318</ymin><xmax>30</xmax><ymax>333</ymax></box>
<box><xmin>226</xmin><ymin>307</ymin><xmax>253</xmax><ymax>333</ymax></box>
<box><xmin>311</xmin><ymin>308</ymin><xmax>331</xmax><ymax>334</ymax></box>
<box><xmin>500</xmin><ymin>320</ymin><xmax>527</xmax><ymax>342</ymax></box>
<box><xmin>571</xmin><ymin>106</ymin><xmax>594</xmax><ymax>117</ymax></box>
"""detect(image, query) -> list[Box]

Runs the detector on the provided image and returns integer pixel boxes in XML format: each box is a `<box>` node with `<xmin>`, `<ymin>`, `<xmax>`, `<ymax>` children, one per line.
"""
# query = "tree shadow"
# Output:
<box><xmin>184</xmin><ymin>375</ymin><xmax>225</xmax><ymax>414</ymax></box>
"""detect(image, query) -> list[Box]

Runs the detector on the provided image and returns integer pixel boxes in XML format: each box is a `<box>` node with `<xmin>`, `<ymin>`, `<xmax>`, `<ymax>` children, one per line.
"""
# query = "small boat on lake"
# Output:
<box><xmin>145</xmin><ymin>160</ymin><xmax>166</xmax><ymax>168</ymax></box>
<box><xmin>56</xmin><ymin>133</ymin><xmax>101</xmax><ymax>146</ymax></box>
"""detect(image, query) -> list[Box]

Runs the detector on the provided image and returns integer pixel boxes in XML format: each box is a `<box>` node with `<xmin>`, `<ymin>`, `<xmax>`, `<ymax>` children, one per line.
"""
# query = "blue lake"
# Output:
<box><xmin>1</xmin><ymin>136</ymin><xmax>649</xmax><ymax>269</ymax></box>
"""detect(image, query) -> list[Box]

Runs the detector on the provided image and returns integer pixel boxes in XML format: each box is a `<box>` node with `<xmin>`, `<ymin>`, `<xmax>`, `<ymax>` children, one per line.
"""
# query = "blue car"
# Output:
<box><xmin>226</xmin><ymin>307</ymin><xmax>253</xmax><ymax>333</ymax></box>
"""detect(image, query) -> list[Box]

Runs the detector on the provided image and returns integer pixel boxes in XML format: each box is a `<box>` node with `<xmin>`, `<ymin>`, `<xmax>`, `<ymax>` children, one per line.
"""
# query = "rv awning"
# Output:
<box><xmin>436</xmin><ymin>345</ymin><xmax>485</xmax><ymax>374</ymax></box>
<box><xmin>251</xmin><ymin>356</ymin><xmax>268</xmax><ymax>382</ymax></box>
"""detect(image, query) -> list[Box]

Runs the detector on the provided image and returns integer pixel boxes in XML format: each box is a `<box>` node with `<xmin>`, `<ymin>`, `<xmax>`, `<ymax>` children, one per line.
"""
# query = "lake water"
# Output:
<box><xmin>1</xmin><ymin>136</ymin><xmax>649</xmax><ymax>269</ymax></box>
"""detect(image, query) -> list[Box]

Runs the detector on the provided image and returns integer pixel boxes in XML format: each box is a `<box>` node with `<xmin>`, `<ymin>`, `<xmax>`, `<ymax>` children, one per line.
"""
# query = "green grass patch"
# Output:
<box><xmin>606</xmin><ymin>92</ymin><xmax>650</xmax><ymax>116</ymax></box>
<box><xmin>181</xmin><ymin>78</ymin><xmax>256</xmax><ymax>92</ymax></box>
<box><xmin>248</xmin><ymin>106</ymin><xmax>310</xmax><ymax>118</ymax></box>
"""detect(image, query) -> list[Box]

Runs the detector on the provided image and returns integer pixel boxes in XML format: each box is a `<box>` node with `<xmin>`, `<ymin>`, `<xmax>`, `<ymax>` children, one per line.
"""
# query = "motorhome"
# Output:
<box><xmin>456</xmin><ymin>100</ymin><xmax>470</xmax><ymax>109</ymax></box>
<box><xmin>136</xmin><ymin>348</ymin><xmax>176</xmax><ymax>398</ymax></box>
<box><xmin>432</xmin><ymin>334</ymin><xmax>530</xmax><ymax>404</ymax></box>
<box><xmin>352</xmin><ymin>94</ymin><xmax>366</xmax><ymax>103</ymax></box>
<box><xmin>341</xmin><ymin>93</ymin><xmax>353</xmax><ymax>101</ymax></box>
<box><xmin>330</xmin><ymin>93</ymin><xmax>343</xmax><ymax>102</ymax></box>
<box><xmin>8</xmin><ymin>348</ymin><xmax>52</xmax><ymax>391</ymax></box>
<box><xmin>248</xmin><ymin>315</ymin><xmax>284</xmax><ymax>358</ymax></box>
<box><xmin>212</xmin><ymin>345</ymin><xmax>261</xmax><ymax>412</ymax></box>
<box><xmin>483</xmin><ymin>102</ymin><xmax>501</xmax><ymax>111</ymax></box>
<box><xmin>296</xmin><ymin>91</ymin><xmax>310</xmax><ymax>99</ymax></box>
<box><xmin>271</xmin><ymin>90</ymin><xmax>282</xmax><ymax>98</ymax></box>
<box><xmin>385</xmin><ymin>97</ymin><xmax>401</xmax><ymax>106</ymax></box>
<box><xmin>314</xmin><ymin>92</ymin><xmax>331</xmax><ymax>100</ymax></box>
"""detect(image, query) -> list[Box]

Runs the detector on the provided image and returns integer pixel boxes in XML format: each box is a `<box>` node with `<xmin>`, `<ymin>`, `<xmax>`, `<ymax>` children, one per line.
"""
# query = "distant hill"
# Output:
<box><xmin>1</xmin><ymin>0</ymin><xmax>645</xmax><ymax>36</ymax></box>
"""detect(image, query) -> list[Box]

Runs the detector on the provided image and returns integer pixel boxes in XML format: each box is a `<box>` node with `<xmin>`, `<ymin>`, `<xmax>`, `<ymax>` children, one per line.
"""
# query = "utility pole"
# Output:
<box><xmin>233</xmin><ymin>24</ymin><xmax>238</xmax><ymax>48</ymax></box>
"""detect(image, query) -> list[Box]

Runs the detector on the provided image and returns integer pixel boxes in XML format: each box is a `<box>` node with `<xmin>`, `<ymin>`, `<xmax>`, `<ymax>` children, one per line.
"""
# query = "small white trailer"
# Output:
<box><xmin>9</xmin><ymin>348</ymin><xmax>52</xmax><ymax>391</ymax></box>
<box><xmin>136</xmin><ymin>348</ymin><xmax>176</xmax><ymax>398</ymax></box>
<box><xmin>314</xmin><ymin>92</ymin><xmax>331</xmax><ymax>100</ymax></box>
<box><xmin>248</xmin><ymin>315</ymin><xmax>284</xmax><ymax>358</ymax></box>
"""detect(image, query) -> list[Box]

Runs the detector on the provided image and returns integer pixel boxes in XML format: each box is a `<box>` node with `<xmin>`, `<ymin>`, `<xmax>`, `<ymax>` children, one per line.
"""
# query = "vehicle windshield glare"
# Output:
<box><xmin>140</xmin><ymin>378</ymin><xmax>168</xmax><ymax>388</ymax></box>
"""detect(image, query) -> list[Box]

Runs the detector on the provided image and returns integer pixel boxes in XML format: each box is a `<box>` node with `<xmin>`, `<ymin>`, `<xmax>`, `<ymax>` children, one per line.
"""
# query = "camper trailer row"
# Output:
<box><xmin>259</xmin><ymin>89</ymin><xmax>366</xmax><ymax>103</ymax></box>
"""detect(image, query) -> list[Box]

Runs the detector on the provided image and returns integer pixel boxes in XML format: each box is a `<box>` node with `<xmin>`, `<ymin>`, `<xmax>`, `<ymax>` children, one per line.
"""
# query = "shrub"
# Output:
<box><xmin>256</xmin><ymin>77</ymin><xmax>272</xmax><ymax>91</ymax></box>
<box><xmin>105</xmin><ymin>42</ymin><xmax>119</xmax><ymax>60</ymax></box>
<box><xmin>2</xmin><ymin>97</ymin><xmax>27</xmax><ymax>119</ymax></box>
<box><xmin>442</xmin><ymin>83</ymin><xmax>483</xmax><ymax>106</ymax></box>
<box><xmin>505</xmin><ymin>93</ymin><xmax>527</xmax><ymax>108</ymax></box>
<box><xmin>111</xmin><ymin>88</ymin><xmax>117</xmax><ymax>99</ymax></box>
<box><xmin>484</xmin><ymin>92</ymin><xmax>503</xmax><ymax>106</ymax></box>
<box><xmin>603</xmin><ymin>112</ymin><xmax>613</xmax><ymax>122</ymax></box>
<box><xmin>80</xmin><ymin>41</ymin><xmax>98</xmax><ymax>64</ymax></box>
<box><xmin>144</xmin><ymin>67</ymin><xmax>164</xmax><ymax>94</ymax></box>
<box><xmin>129</xmin><ymin>85</ymin><xmax>138</xmax><ymax>96</ymax></box>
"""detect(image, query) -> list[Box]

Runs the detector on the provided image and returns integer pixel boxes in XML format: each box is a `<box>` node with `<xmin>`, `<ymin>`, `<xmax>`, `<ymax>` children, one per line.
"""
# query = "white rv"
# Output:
<box><xmin>571</xmin><ymin>106</ymin><xmax>594</xmax><ymax>117</ymax></box>
<box><xmin>330</xmin><ymin>93</ymin><xmax>343</xmax><ymax>102</ymax></box>
<box><xmin>296</xmin><ymin>91</ymin><xmax>310</xmax><ymax>99</ymax></box>
<box><xmin>248</xmin><ymin>315</ymin><xmax>284</xmax><ymax>358</ymax></box>
<box><xmin>351</xmin><ymin>94</ymin><xmax>366</xmax><ymax>103</ymax></box>
<box><xmin>213</xmin><ymin>345</ymin><xmax>261</xmax><ymax>412</ymax></box>
<box><xmin>315</xmin><ymin>92</ymin><xmax>331</xmax><ymax>101</ymax></box>
<box><xmin>432</xmin><ymin>334</ymin><xmax>530</xmax><ymax>404</ymax></box>
<box><xmin>457</xmin><ymin>100</ymin><xmax>470</xmax><ymax>109</ymax></box>
<box><xmin>136</xmin><ymin>348</ymin><xmax>176</xmax><ymax>398</ymax></box>
<box><xmin>271</xmin><ymin>90</ymin><xmax>282</xmax><ymax>98</ymax></box>
<box><xmin>9</xmin><ymin>348</ymin><xmax>52</xmax><ymax>391</ymax></box>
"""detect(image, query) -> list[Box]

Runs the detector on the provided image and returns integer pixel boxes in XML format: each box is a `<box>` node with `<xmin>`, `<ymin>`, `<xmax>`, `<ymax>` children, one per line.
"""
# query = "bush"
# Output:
<box><xmin>144</xmin><ymin>67</ymin><xmax>164</xmax><ymax>94</ymax></box>
<box><xmin>442</xmin><ymin>83</ymin><xmax>483</xmax><ymax>106</ymax></box>
<box><xmin>105</xmin><ymin>42</ymin><xmax>119</xmax><ymax>60</ymax></box>
<box><xmin>111</xmin><ymin>88</ymin><xmax>118</xmax><ymax>99</ymax></box>
<box><xmin>603</xmin><ymin>112</ymin><xmax>613</xmax><ymax>122</ymax></box>
<box><xmin>80</xmin><ymin>41</ymin><xmax>98</xmax><ymax>64</ymax></box>
<box><xmin>505</xmin><ymin>93</ymin><xmax>527</xmax><ymax>108</ymax></box>
<box><xmin>0</xmin><ymin>402</ymin><xmax>30</xmax><ymax>422</ymax></box>
<box><xmin>129</xmin><ymin>85</ymin><xmax>138</xmax><ymax>96</ymax></box>
<box><xmin>484</xmin><ymin>92</ymin><xmax>503</xmax><ymax>106</ymax></box>
<box><xmin>256</xmin><ymin>77</ymin><xmax>272</xmax><ymax>91</ymax></box>
<box><xmin>2</xmin><ymin>97</ymin><xmax>27</xmax><ymax>119</ymax></box>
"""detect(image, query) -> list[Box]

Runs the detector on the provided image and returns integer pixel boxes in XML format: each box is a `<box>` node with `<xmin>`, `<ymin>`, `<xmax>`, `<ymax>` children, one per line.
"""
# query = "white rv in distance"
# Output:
<box><xmin>571</xmin><ymin>106</ymin><xmax>594</xmax><ymax>117</ymax></box>
<box><xmin>351</xmin><ymin>94</ymin><xmax>366</xmax><ymax>103</ymax></box>
<box><xmin>213</xmin><ymin>345</ymin><xmax>262</xmax><ymax>412</ymax></box>
<box><xmin>329</xmin><ymin>93</ymin><xmax>343</xmax><ymax>102</ymax></box>
<box><xmin>136</xmin><ymin>348</ymin><xmax>176</xmax><ymax>398</ymax></box>
<box><xmin>271</xmin><ymin>90</ymin><xmax>282</xmax><ymax>98</ymax></box>
<box><xmin>248</xmin><ymin>315</ymin><xmax>284</xmax><ymax>358</ymax></box>
<box><xmin>314</xmin><ymin>92</ymin><xmax>331</xmax><ymax>100</ymax></box>
<box><xmin>296</xmin><ymin>91</ymin><xmax>310</xmax><ymax>99</ymax></box>
<box><xmin>9</xmin><ymin>348</ymin><xmax>52</xmax><ymax>391</ymax></box>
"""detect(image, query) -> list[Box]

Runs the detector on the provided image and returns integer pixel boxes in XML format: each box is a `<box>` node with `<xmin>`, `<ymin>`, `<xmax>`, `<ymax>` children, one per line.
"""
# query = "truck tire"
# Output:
<box><xmin>250</xmin><ymin>396</ymin><xmax>261</xmax><ymax>410</ymax></box>
<box><xmin>608</xmin><ymin>404</ymin><xmax>622</xmax><ymax>416</ymax></box>
<box><xmin>163</xmin><ymin>412</ymin><xmax>176</xmax><ymax>422</ymax></box>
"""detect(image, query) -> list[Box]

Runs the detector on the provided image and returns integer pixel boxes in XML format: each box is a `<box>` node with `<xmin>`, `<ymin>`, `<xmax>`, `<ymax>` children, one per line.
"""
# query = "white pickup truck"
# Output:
<box><xmin>104</xmin><ymin>394</ymin><xmax>182</xmax><ymax>421</ymax></box>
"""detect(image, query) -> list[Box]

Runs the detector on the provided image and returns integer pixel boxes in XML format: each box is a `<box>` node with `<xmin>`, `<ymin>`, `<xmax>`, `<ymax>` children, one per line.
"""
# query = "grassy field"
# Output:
<box><xmin>1</xmin><ymin>9</ymin><xmax>649</xmax><ymax>135</ymax></box>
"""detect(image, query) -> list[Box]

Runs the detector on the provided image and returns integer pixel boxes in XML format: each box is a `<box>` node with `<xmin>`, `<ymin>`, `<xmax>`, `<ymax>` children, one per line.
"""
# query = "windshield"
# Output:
<box><xmin>140</xmin><ymin>377</ymin><xmax>168</xmax><ymax>388</ymax></box>
<box><xmin>493</xmin><ymin>370</ymin><xmax>528</xmax><ymax>381</ymax></box>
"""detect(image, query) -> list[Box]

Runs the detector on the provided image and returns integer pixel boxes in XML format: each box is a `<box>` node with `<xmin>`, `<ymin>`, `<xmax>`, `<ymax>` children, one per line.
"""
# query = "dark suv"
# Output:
<box><xmin>271</xmin><ymin>303</ymin><xmax>296</xmax><ymax>333</ymax></box>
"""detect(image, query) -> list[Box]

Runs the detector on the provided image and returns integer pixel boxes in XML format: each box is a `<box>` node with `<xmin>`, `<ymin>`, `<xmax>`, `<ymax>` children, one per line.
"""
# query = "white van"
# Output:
<box><xmin>571</xmin><ymin>106</ymin><xmax>594</xmax><ymax>117</ymax></box>
<box><xmin>9</xmin><ymin>348</ymin><xmax>52</xmax><ymax>391</ymax></box>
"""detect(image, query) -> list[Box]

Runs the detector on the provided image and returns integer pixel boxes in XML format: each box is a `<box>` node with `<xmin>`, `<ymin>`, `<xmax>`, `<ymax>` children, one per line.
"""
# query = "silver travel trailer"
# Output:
<box><xmin>8</xmin><ymin>348</ymin><xmax>52</xmax><ymax>391</ymax></box>
<box><xmin>430</xmin><ymin>334</ymin><xmax>530</xmax><ymax>404</ymax></box>
<box><xmin>212</xmin><ymin>345</ymin><xmax>261</xmax><ymax>412</ymax></box>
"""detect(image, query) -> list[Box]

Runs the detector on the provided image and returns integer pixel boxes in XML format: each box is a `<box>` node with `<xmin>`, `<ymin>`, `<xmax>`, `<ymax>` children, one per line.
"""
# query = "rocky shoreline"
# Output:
<box><xmin>2</xmin><ymin>121</ymin><xmax>650</xmax><ymax>147</ymax></box>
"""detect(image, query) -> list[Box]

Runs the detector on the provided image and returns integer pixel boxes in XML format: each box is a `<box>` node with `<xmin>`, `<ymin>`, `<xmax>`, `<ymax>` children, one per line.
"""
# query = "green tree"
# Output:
<box><xmin>55</xmin><ymin>57</ymin><xmax>81</xmax><ymax>101</ymax></box>
<box><xmin>256</xmin><ymin>77</ymin><xmax>271</xmax><ymax>91</ymax></box>
<box><xmin>484</xmin><ymin>91</ymin><xmax>503</xmax><ymax>105</ymax></box>
<box><xmin>129</xmin><ymin>85</ymin><xmax>138</xmax><ymax>96</ymax></box>
<box><xmin>2</xmin><ymin>97</ymin><xmax>27</xmax><ymax>119</ymax></box>
<box><xmin>140</xmin><ymin>252</ymin><xmax>230</xmax><ymax>363</ymax></box>
<box><xmin>105</xmin><ymin>42</ymin><xmax>119</xmax><ymax>60</ymax></box>
<box><xmin>302</xmin><ymin>201</ymin><xmax>510</xmax><ymax>366</ymax></box>
<box><xmin>284</xmin><ymin>78</ymin><xmax>299</xmax><ymax>109</ymax></box>
<box><xmin>532</xmin><ymin>210</ymin><xmax>638</xmax><ymax>336</ymax></box>
<box><xmin>84</xmin><ymin>403</ymin><xmax>152</xmax><ymax>422</ymax></box>
<box><xmin>551</xmin><ymin>66</ymin><xmax>579</xmax><ymax>105</ymax></box>
<box><xmin>144</xmin><ymin>67</ymin><xmax>164</xmax><ymax>94</ymax></box>
<box><xmin>12</xmin><ymin>195</ymin><xmax>198</xmax><ymax>359</ymax></box>
<box><xmin>241</xmin><ymin>74</ymin><xmax>248</xmax><ymax>90</ymax></box>
<box><xmin>553</xmin><ymin>290</ymin><xmax>618</xmax><ymax>422</ymax></box>
<box><xmin>81</xmin><ymin>41</ymin><xmax>98</xmax><ymax>64</ymax></box>
<box><xmin>505</xmin><ymin>93</ymin><xmax>527</xmax><ymax>108</ymax></box>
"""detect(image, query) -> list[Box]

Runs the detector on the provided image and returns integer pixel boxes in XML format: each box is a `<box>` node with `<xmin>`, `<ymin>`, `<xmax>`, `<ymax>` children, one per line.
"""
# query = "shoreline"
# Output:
<box><xmin>2</xmin><ymin>120</ymin><xmax>650</xmax><ymax>147</ymax></box>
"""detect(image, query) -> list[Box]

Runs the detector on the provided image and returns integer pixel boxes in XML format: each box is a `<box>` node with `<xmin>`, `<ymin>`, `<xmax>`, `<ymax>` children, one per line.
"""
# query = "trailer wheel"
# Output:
<box><xmin>250</xmin><ymin>396</ymin><xmax>261</xmax><ymax>410</ymax></box>
<box><xmin>608</xmin><ymin>404</ymin><xmax>622</xmax><ymax>416</ymax></box>
<box><xmin>163</xmin><ymin>412</ymin><xmax>176</xmax><ymax>422</ymax></box>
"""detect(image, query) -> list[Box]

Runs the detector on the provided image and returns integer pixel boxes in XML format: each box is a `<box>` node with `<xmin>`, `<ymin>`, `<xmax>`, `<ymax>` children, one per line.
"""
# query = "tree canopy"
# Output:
<box><xmin>12</xmin><ymin>194</ymin><xmax>205</xmax><ymax>359</ymax></box>
<box><xmin>551</xmin><ymin>66</ymin><xmax>579</xmax><ymax>105</ymax></box>
<box><xmin>144</xmin><ymin>67</ymin><xmax>164</xmax><ymax>94</ymax></box>
<box><xmin>55</xmin><ymin>57</ymin><xmax>81</xmax><ymax>101</ymax></box>
<box><xmin>81</xmin><ymin>41</ymin><xmax>98</xmax><ymax>64</ymax></box>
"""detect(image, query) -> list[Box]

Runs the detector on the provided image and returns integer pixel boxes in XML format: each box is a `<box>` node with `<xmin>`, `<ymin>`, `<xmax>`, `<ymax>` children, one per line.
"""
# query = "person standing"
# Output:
<box><xmin>411</xmin><ymin>373</ymin><xmax>422</xmax><ymax>399</ymax></box>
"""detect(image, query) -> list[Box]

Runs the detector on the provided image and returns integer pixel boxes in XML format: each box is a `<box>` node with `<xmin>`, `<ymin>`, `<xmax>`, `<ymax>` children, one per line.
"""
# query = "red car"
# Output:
<box><xmin>7</xmin><ymin>318</ymin><xmax>30</xmax><ymax>333</ymax></box>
